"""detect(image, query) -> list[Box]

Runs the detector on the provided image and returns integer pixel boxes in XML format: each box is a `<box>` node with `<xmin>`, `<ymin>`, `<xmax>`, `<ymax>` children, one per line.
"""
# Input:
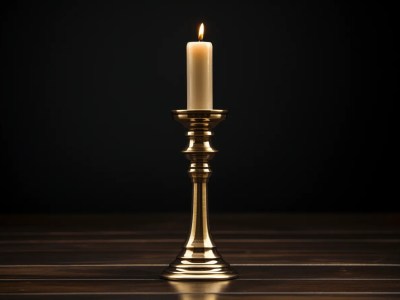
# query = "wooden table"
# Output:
<box><xmin>0</xmin><ymin>213</ymin><xmax>399</xmax><ymax>299</ymax></box>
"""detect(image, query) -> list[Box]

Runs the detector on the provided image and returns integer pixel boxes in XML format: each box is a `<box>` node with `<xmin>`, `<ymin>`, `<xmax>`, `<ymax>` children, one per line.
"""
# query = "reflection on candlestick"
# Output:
<box><xmin>168</xmin><ymin>280</ymin><xmax>230</xmax><ymax>300</ymax></box>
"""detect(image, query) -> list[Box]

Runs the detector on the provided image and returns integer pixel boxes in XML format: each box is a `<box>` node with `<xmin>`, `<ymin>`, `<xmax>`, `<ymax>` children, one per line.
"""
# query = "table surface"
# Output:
<box><xmin>0</xmin><ymin>213</ymin><xmax>399</xmax><ymax>299</ymax></box>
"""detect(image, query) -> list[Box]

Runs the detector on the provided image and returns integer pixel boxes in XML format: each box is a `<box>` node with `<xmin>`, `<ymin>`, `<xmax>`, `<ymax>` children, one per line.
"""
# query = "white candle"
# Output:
<box><xmin>187</xmin><ymin>23</ymin><xmax>213</xmax><ymax>110</ymax></box>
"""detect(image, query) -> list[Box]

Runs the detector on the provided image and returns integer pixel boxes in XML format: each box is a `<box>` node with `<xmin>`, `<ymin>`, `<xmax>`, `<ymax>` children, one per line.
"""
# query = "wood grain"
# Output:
<box><xmin>1</xmin><ymin>279</ymin><xmax>400</xmax><ymax>293</ymax></box>
<box><xmin>1</xmin><ymin>265</ymin><xmax>400</xmax><ymax>280</ymax></box>
<box><xmin>0</xmin><ymin>213</ymin><xmax>399</xmax><ymax>299</ymax></box>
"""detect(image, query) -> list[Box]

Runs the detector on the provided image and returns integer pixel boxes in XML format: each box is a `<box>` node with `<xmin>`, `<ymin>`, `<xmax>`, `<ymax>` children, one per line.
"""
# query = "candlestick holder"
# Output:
<box><xmin>161</xmin><ymin>109</ymin><xmax>238</xmax><ymax>281</ymax></box>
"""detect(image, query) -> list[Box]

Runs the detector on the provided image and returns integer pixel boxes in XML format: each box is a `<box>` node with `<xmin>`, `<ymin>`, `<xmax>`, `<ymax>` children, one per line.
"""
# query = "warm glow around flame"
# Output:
<box><xmin>198</xmin><ymin>23</ymin><xmax>204</xmax><ymax>41</ymax></box>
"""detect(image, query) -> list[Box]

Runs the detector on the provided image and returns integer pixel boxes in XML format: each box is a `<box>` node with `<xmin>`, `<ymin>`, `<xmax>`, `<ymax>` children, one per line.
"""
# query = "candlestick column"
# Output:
<box><xmin>160</xmin><ymin>110</ymin><xmax>237</xmax><ymax>280</ymax></box>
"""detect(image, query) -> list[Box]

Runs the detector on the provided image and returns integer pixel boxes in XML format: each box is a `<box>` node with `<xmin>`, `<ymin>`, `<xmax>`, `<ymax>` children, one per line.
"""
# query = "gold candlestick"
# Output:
<box><xmin>161</xmin><ymin>109</ymin><xmax>238</xmax><ymax>280</ymax></box>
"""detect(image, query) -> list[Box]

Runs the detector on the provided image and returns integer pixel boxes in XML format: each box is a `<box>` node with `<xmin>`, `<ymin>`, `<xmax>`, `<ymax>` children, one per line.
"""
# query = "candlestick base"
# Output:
<box><xmin>161</xmin><ymin>248</ymin><xmax>237</xmax><ymax>281</ymax></box>
<box><xmin>160</xmin><ymin>110</ymin><xmax>238</xmax><ymax>281</ymax></box>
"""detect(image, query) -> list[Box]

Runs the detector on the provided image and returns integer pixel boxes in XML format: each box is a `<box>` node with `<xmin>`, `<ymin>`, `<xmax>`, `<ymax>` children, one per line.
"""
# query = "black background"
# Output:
<box><xmin>0</xmin><ymin>1</ymin><xmax>395</xmax><ymax>213</ymax></box>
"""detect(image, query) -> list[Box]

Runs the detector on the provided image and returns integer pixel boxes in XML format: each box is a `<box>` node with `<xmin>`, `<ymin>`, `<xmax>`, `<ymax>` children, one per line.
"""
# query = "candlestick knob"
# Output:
<box><xmin>160</xmin><ymin>109</ymin><xmax>238</xmax><ymax>281</ymax></box>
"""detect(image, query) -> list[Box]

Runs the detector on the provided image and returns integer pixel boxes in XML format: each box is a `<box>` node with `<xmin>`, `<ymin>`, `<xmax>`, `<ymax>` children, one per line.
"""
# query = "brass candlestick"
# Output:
<box><xmin>161</xmin><ymin>109</ymin><xmax>238</xmax><ymax>281</ymax></box>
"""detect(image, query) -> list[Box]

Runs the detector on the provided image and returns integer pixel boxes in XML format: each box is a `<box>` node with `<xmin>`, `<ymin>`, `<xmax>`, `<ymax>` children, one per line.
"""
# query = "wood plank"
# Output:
<box><xmin>1</xmin><ymin>296</ymin><xmax>398</xmax><ymax>300</ymax></box>
<box><xmin>1</xmin><ymin>240</ymin><xmax>399</xmax><ymax>251</ymax></box>
<box><xmin>1</xmin><ymin>231</ymin><xmax>399</xmax><ymax>241</ymax></box>
<box><xmin>1</xmin><ymin>214</ymin><xmax>399</xmax><ymax>232</ymax></box>
<box><xmin>0</xmin><ymin>237</ymin><xmax>400</xmax><ymax>244</ymax></box>
<box><xmin>0</xmin><ymin>279</ymin><xmax>399</xmax><ymax>294</ymax></box>
<box><xmin>1</xmin><ymin>266</ymin><xmax>400</xmax><ymax>280</ymax></box>
<box><xmin>0</xmin><ymin>244</ymin><xmax>400</xmax><ymax>265</ymax></box>
<box><xmin>0</xmin><ymin>253</ymin><xmax>397</xmax><ymax>265</ymax></box>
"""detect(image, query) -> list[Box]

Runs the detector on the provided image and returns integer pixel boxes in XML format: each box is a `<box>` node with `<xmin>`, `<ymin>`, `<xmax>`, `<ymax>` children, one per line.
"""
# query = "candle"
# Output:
<box><xmin>187</xmin><ymin>23</ymin><xmax>213</xmax><ymax>110</ymax></box>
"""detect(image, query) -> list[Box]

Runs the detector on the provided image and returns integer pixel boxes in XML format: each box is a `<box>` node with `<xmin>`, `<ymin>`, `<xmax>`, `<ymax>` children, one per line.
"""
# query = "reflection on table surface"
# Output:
<box><xmin>168</xmin><ymin>280</ymin><xmax>231</xmax><ymax>300</ymax></box>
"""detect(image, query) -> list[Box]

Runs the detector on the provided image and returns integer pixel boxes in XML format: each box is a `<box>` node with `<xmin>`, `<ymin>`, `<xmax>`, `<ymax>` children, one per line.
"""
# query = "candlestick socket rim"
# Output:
<box><xmin>172</xmin><ymin>109</ymin><xmax>227</xmax><ymax>113</ymax></box>
<box><xmin>172</xmin><ymin>109</ymin><xmax>227</xmax><ymax>129</ymax></box>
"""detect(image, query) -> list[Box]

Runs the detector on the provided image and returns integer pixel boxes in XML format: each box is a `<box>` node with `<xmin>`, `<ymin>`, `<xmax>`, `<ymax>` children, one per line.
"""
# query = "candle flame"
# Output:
<box><xmin>198</xmin><ymin>23</ymin><xmax>204</xmax><ymax>41</ymax></box>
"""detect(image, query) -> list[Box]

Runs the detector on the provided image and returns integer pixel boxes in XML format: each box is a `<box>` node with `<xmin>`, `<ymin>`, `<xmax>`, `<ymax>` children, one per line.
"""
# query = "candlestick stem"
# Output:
<box><xmin>161</xmin><ymin>109</ymin><xmax>238</xmax><ymax>281</ymax></box>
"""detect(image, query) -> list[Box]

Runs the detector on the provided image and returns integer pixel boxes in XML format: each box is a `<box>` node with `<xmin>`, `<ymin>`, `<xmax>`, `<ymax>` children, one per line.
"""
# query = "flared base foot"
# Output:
<box><xmin>161</xmin><ymin>249</ymin><xmax>238</xmax><ymax>281</ymax></box>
